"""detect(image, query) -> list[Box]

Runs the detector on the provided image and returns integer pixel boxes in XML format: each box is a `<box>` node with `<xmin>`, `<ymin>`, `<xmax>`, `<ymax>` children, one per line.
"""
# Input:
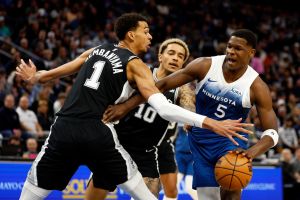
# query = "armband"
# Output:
<box><xmin>261</xmin><ymin>129</ymin><xmax>278</xmax><ymax>147</ymax></box>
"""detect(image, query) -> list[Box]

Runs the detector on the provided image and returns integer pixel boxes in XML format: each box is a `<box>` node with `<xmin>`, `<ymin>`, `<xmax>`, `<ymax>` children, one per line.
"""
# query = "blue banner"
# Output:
<box><xmin>0</xmin><ymin>162</ymin><xmax>282</xmax><ymax>200</ymax></box>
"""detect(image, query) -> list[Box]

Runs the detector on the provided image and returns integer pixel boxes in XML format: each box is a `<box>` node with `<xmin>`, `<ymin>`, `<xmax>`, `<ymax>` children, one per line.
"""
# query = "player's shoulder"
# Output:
<box><xmin>251</xmin><ymin>75</ymin><xmax>268</xmax><ymax>91</ymax></box>
<box><xmin>250</xmin><ymin>75</ymin><xmax>271</xmax><ymax>103</ymax></box>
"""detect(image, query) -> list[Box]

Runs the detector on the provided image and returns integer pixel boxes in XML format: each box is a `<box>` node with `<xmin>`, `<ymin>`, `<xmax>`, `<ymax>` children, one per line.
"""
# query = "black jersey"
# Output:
<box><xmin>115</xmin><ymin>68</ymin><xmax>179</xmax><ymax>149</ymax></box>
<box><xmin>57</xmin><ymin>44</ymin><xmax>138</xmax><ymax>119</ymax></box>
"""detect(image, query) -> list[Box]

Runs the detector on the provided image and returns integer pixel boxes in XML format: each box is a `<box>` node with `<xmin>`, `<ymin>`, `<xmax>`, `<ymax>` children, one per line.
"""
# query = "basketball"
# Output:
<box><xmin>214</xmin><ymin>152</ymin><xmax>253</xmax><ymax>191</ymax></box>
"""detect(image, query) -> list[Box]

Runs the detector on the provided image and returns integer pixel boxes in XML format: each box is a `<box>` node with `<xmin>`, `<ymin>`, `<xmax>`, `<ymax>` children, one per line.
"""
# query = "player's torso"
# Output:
<box><xmin>57</xmin><ymin>44</ymin><xmax>138</xmax><ymax>119</ymax></box>
<box><xmin>192</xmin><ymin>55</ymin><xmax>258</xmax><ymax>141</ymax></box>
<box><xmin>116</xmin><ymin>68</ymin><xmax>179</xmax><ymax>149</ymax></box>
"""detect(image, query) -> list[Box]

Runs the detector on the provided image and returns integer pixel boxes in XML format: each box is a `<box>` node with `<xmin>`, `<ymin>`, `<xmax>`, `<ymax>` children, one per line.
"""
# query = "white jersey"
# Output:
<box><xmin>192</xmin><ymin>55</ymin><xmax>258</xmax><ymax>140</ymax></box>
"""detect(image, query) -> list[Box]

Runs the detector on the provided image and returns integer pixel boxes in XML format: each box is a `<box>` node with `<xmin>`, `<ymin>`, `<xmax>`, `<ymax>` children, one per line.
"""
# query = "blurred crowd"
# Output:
<box><xmin>0</xmin><ymin>0</ymin><xmax>299</xmax><ymax>196</ymax></box>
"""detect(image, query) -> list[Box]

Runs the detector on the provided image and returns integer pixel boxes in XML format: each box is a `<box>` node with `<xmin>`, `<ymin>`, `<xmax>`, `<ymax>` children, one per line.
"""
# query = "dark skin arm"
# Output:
<box><xmin>232</xmin><ymin>77</ymin><xmax>278</xmax><ymax>160</ymax></box>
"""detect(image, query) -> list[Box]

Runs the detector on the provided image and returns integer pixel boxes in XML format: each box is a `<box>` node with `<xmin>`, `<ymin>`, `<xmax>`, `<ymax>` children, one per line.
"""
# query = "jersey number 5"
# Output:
<box><xmin>84</xmin><ymin>61</ymin><xmax>105</xmax><ymax>90</ymax></box>
<box><xmin>214</xmin><ymin>104</ymin><xmax>227</xmax><ymax>118</ymax></box>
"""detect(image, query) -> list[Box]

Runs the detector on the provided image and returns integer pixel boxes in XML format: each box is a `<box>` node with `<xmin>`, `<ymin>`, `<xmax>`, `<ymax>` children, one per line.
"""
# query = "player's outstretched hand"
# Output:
<box><xmin>203</xmin><ymin>118</ymin><xmax>253</xmax><ymax>146</ymax></box>
<box><xmin>16</xmin><ymin>59</ymin><xmax>37</xmax><ymax>84</ymax></box>
<box><xmin>102</xmin><ymin>104</ymin><xmax>129</xmax><ymax>123</ymax></box>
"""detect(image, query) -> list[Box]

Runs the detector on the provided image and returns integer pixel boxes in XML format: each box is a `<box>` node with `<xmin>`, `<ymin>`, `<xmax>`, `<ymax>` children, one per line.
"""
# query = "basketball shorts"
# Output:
<box><xmin>121</xmin><ymin>143</ymin><xmax>159</xmax><ymax>178</ymax></box>
<box><xmin>26</xmin><ymin>117</ymin><xmax>137</xmax><ymax>191</ymax></box>
<box><xmin>157</xmin><ymin>139</ymin><xmax>177</xmax><ymax>174</ymax></box>
<box><xmin>188</xmin><ymin>134</ymin><xmax>247</xmax><ymax>188</ymax></box>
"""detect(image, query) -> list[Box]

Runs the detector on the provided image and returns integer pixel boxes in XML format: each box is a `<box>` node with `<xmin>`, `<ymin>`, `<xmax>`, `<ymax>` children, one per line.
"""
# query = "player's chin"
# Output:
<box><xmin>225</xmin><ymin>61</ymin><xmax>237</xmax><ymax>69</ymax></box>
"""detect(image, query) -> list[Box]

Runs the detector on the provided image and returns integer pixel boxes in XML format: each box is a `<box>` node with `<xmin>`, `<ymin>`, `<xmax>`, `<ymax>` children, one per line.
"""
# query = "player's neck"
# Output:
<box><xmin>156</xmin><ymin>66</ymin><xmax>169</xmax><ymax>80</ymax></box>
<box><xmin>118</xmin><ymin>41</ymin><xmax>139</xmax><ymax>55</ymax></box>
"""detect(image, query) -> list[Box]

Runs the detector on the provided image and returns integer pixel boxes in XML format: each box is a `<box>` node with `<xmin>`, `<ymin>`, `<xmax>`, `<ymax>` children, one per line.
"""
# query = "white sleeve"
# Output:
<box><xmin>147</xmin><ymin>93</ymin><xmax>206</xmax><ymax>128</ymax></box>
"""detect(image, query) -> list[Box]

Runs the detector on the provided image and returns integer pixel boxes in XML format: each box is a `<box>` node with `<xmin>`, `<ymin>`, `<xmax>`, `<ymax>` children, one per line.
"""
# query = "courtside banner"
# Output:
<box><xmin>0</xmin><ymin>162</ymin><xmax>282</xmax><ymax>200</ymax></box>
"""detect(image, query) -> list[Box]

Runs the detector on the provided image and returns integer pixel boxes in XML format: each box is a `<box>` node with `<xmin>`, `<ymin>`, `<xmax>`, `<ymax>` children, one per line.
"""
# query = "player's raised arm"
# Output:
<box><xmin>16</xmin><ymin>48</ymin><xmax>95</xmax><ymax>84</ymax></box>
<box><xmin>127</xmin><ymin>58</ymin><xmax>253</xmax><ymax>145</ymax></box>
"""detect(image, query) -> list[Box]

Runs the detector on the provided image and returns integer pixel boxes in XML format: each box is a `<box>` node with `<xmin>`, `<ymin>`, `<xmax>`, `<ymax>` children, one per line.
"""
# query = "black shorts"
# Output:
<box><xmin>157</xmin><ymin>139</ymin><xmax>177</xmax><ymax>174</ymax></box>
<box><xmin>27</xmin><ymin>117</ymin><xmax>137</xmax><ymax>191</ymax></box>
<box><xmin>122</xmin><ymin>143</ymin><xmax>159</xmax><ymax>178</ymax></box>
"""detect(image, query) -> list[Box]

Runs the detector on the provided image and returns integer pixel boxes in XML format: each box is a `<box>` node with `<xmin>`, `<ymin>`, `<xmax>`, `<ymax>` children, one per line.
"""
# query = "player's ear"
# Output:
<box><xmin>249</xmin><ymin>49</ymin><xmax>256</xmax><ymax>58</ymax></box>
<box><xmin>158</xmin><ymin>54</ymin><xmax>163</xmax><ymax>63</ymax></box>
<box><xmin>128</xmin><ymin>31</ymin><xmax>135</xmax><ymax>40</ymax></box>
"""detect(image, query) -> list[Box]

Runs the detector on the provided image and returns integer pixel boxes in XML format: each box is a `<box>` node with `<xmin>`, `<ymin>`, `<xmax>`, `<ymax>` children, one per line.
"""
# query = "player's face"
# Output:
<box><xmin>159</xmin><ymin>43</ymin><xmax>186</xmax><ymax>74</ymax></box>
<box><xmin>131</xmin><ymin>21</ymin><xmax>152</xmax><ymax>53</ymax></box>
<box><xmin>224</xmin><ymin>36</ymin><xmax>255</xmax><ymax>71</ymax></box>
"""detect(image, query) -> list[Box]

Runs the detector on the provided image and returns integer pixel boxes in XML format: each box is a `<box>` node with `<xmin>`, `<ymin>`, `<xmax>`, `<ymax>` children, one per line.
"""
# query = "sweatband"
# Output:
<box><xmin>261</xmin><ymin>129</ymin><xmax>279</xmax><ymax>147</ymax></box>
<box><xmin>148</xmin><ymin>93</ymin><xmax>206</xmax><ymax>128</ymax></box>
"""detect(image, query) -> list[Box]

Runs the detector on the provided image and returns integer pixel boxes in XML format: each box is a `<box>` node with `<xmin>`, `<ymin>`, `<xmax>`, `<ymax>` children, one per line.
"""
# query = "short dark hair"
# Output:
<box><xmin>114</xmin><ymin>13</ymin><xmax>148</xmax><ymax>40</ymax></box>
<box><xmin>231</xmin><ymin>29</ymin><xmax>257</xmax><ymax>49</ymax></box>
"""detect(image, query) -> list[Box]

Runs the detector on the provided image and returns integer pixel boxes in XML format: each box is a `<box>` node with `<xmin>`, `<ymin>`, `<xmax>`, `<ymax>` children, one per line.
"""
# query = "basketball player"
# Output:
<box><xmin>103</xmin><ymin>29</ymin><xmax>279</xmax><ymax>200</ymax></box>
<box><xmin>86</xmin><ymin>38</ymin><xmax>191</xmax><ymax>200</ymax></box>
<box><xmin>156</xmin><ymin>29</ymin><xmax>279</xmax><ymax>200</ymax></box>
<box><xmin>16</xmin><ymin>14</ymin><xmax>253</xmax><ymax>200</ymax></box>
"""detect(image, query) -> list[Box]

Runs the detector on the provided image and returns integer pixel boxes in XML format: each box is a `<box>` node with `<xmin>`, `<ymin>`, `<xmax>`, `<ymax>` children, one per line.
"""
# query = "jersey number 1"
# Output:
<box><xmin>84</xmin><ymin>61</ymin><xmax>105</xmax><ymax>90</ymax></box>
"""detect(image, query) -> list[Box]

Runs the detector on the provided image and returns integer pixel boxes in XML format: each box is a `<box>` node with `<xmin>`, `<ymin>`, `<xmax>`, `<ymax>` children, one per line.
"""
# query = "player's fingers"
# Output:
<box><xmin>20</xmin><ymin>59</ymin><xmax>28</xmax><ymax>67</ymax></box>
<box><xmin>232</xmin><ymin>123</ymin><xmax>254</xmax><ymax>128</ymax></box>
<box><xmin>16</xmin><ymin>67</ymin><xmax>21</xmax><ymax>73</ymax></box>
<box><xmin>29</xmin><ymin>59</ymin><xmax>37</xmax><ymax>70</ymax></box>
<box><xmin>227</xmin><ymin>135</ymin><xmax>239</xmax><ymax>146</ymax></box>
<box><xmin>227</xmin><ymin>129</ymin><xmax>248</xmax><ymax>141</ymax></box>
<box><xmin>227</xmin><ymin>121</ymin><xmax>254</xmax><ymax>128</ymax></box>
<box><xmin>231</xmin><ymin>126</ymin><xmax>253</xmax><ymax>134</ymax></box>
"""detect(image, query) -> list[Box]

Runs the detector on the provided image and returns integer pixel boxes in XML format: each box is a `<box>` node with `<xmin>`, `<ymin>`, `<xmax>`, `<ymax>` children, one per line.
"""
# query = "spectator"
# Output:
<box><xmin>0</xmin><ymin>94</ymin><xmax>21</xmax><ymax>138</ymax></box>
<box><xmin>0</xmin><ymin>15</ymin><xmax>11</xmax><ymax>37</ymax></box>
<box><xmin>36</xmin><ymin>100</ymin><xmax>52</xmax><ymax>133</ymax></box>
<box><xmin>22</xmin><ymin>138</ymin><xmax>38</xmax><ymax>160</ymax></box>
<box><xmin>53</xmin><ymin>92</ymin><xmax>66</xmax><ymax>114</ymax></box>
<box><xmin>278</xmin><ymin>117</ymin><xmax>298</xmax><ymax>151</ymax></box>
<box><xmin>16</xmin><ymin>95</ymin><xmax>44</xmax><ymax>138</ymax></box>
<box><xmin>1</xmin><ymin>135</ymin><xmax>22</xmax><ymax>157</ymax></box>
<box><xmin>281</xmin><ymin>148</ymin><xmax>297</xmax><ymax>199</ymax></box>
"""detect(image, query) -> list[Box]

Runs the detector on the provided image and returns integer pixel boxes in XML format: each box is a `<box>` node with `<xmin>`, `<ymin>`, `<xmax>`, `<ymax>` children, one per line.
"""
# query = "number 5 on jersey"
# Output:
<box><xmin>215</xmin><ymin>104</ymin><xmax>227</xmax><ymax>118</ymax></box>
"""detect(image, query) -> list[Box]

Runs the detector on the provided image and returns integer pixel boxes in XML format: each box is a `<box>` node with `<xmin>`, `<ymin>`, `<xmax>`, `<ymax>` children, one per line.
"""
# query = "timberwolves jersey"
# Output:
<box><xmin>115</xmin><ymin>68</ymin><xmax>179</xmax><ymax>149</ymax></box>
<box><xmin>191</xmin><ymin>55</ymin><xmax>258</xmax><ymax>143</ymax></box>
<box><xmin>57</xmin><ymin>44</ymin><xmax>138</xmax><ymax>119</ymax></box>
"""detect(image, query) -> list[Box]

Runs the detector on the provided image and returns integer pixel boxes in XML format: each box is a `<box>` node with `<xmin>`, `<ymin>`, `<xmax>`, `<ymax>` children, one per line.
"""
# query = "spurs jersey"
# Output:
<box><xmin>57</xmin><ymin>44</ymin><xmax>138</xmax><ymax>119</ymax></box>
<box><xmin>115</xmin><ymin>68</ymin><xmax>179</xmax><ymax>149</ymax></box>
<box><xmin>191</xmin><ymin>55</ymin><xmax>258</xmax><ymax>142</ymax></box>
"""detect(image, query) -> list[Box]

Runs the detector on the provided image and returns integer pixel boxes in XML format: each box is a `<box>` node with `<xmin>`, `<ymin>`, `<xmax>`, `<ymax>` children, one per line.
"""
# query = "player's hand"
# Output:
<box><xmin>16</xmin><ymin>59</ymin><xmax>37</xmax><ymax>84</ymax></box>
<box><xmin>183</xmin><ymin>124</ymin><xmax>192</xmax><ymax>132</ymax></box>
<box><xmin>102</xmin><ymin>104</ymin><xmax>128</xmax><ymax>123</ymax></box>
<box><xmin>229</xmin><ymin>148</ymin><xmax>253</xmax><ymax>161</ymax></box>
<box><xmin>203</xmin><ymin>118</ymin><xmax>253</xmax><ymax>146</ymax></box>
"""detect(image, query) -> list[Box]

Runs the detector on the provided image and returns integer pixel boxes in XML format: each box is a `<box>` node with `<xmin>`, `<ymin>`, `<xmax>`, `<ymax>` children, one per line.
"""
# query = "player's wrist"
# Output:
<box><xmin>261</xmin><ymin>129</ymin><xmax>278</xmax><ymax>147</ymax></box>
<box><xmin>201</xmin><ymin>116</ymin><xmax>211</xmax><ymax>129</ymax></box>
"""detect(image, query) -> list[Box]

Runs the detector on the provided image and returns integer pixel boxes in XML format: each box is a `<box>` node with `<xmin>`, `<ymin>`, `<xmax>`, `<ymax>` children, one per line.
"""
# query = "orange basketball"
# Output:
<box><xmin>214</xmin><ymin>152</ymin><xmax>252</xmax><ymax>191</ymax></box>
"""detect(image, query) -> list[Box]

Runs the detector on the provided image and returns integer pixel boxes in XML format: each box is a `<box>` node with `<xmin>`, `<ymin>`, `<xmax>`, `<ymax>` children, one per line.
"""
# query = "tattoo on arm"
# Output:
<box><xmin>178</xmin><ymin>81</ymin><xmax>196</xmax><ymax>112</ymax></box>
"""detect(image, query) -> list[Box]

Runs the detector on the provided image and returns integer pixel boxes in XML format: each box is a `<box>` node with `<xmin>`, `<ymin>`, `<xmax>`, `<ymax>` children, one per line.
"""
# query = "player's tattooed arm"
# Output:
<box><xmin>178</xmin><ymin>81</ymin><xmax>196</xmax><ymax>112</ymax></box>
